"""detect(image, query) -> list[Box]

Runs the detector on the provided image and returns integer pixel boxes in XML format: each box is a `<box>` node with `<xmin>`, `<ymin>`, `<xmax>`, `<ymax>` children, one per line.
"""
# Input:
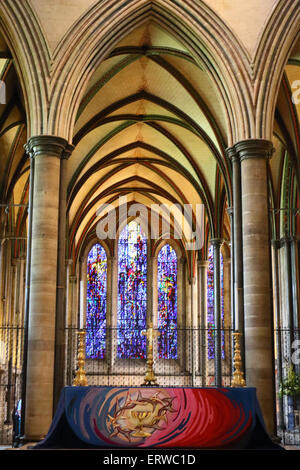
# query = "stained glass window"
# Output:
<box><xmin>117</xmin><ymin>220</ymin><xmax>147</xmax><ymax>359</ymax></box>
<box><xmin>207</xmin><ymin>244</ymin><xmax>225</xmax><ymax>359</ymax></box>
<box><xmin>157</xmin><ymin>244</ymin><xmax>178</xmax><ymax>359</ymax></box>
<box><xmin>86</xmin><ymin>243</ymin><xmax>107</xmax><ymax>358</ymax></box>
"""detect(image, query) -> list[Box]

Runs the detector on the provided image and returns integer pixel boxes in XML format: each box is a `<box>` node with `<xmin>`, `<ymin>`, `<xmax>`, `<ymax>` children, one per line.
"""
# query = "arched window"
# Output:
<box><xmin>86</xmin><ymin>243</ymin><xmax>107</xmax><ymax>358</ymax></box>
<box><xmin>85</xmin><ymin>230</ymin><xmax>180</xmax><ymax>363</ymax></box>
<box><xmin>207</xmin><ymin>244</ymin><xmax>225</xmax><ymax>359</ymax></box>
<box><xmin>117</xmin><ymin>220</ymin><xmax>147</xmax><ymax>359</ymax></box>
<box><xmin>157</xmin><ymin>244</ymin><xmax>178</xmax><ymax>359</ymax></box>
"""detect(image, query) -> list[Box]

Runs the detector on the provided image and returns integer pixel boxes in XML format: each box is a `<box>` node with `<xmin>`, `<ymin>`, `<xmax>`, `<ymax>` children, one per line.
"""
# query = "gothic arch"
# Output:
<box><xmin>254</xmin><ymin>0</ymin><xmax>300</xmax><ymax>140</ymax></box>
<box><xmin>45</xmin><ymin>0</ymin><xmax>254</xmax><ymax>144</ymax></box>
<box><xmin>0</xmin><ymin>0</ymin><xmax>51</xmax><ymax>136</ymax></box>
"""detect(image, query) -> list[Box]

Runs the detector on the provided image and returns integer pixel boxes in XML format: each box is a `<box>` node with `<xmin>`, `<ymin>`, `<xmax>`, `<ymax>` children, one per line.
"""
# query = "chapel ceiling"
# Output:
<box><xmin>0</xmin><ymin>3</ymin><xmax>299</xmax><ymax>260</ymax></box>
<box><xmin>0</xmin><ymin>31</ymin><xmax>27</xmax><ymax>256</ymax></box>
<box><xmin>67</xmin><ymin>22</ymin><xmax>230</xmax><ymax>261</ymax></box>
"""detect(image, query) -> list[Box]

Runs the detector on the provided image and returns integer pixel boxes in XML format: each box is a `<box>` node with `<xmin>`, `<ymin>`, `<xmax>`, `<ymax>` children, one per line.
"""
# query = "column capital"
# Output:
<box><xmin>24</xmin><ymin>135</ymin><xmax>74</xmax><ymax>159</ymax></box>
<box><xmin>280</xmin><ymin>235</ymin><xmax>296</xmax><ymax>246</ymax></box>
<box><xmin>210</xmin><ymin>237</ymin><xmax>223</xmax><ymax>246</ymax></box>
<box><xmin>271</xmin><ymin>239</ymin><xmax>281</xmax><ymax>249</ymax></box>
<box><xmin>233</xmin><ymin>139</ymin><xmax>274</xmax><ymax>161</ymax></box>
<box><xmin>225</xmin><ymin>146</ymin><xmax>239</xmax><ymax>162</ymax></box>
<box><xmin>197</xmin><ymin>259</ymin><xmax>209</xmax><ymax>268</ymax></box>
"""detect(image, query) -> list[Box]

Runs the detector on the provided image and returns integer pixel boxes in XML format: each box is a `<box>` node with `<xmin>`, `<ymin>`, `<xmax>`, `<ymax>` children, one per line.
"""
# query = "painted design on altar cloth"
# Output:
<box><xmin>68</xmin><ymin>387</ymin><xmax>254</xmax><ymax>448</ymax></box>
<box><xmin>107</xmin><ymin>389</ymin><xmax>177</xmax><ymax>441</ymax></box>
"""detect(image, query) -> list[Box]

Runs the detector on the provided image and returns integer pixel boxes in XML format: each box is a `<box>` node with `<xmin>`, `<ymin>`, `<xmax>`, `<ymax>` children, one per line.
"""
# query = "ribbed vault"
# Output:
<box><xmin>270</xmin><ymin>35</ymin><xmax>300</xmax><ymax>240</ymax></box>
<box><xmin>0</xmin><ymin>1</ymin><xmax>299</xmax><ymax>274</ymax></box>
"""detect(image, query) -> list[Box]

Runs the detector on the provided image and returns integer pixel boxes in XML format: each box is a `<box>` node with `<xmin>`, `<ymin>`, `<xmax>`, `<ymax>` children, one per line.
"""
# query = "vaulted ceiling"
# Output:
<box><xmin>0</xmin><ymin>31</ymin><xmax>27</xmax><ymax>257</ymax></box>
<box><xmin>67</xmin><ymin>22</ymin><xmax>230</xmax><ymax>262</ymax></box>
<box><xmin>0</xmin><ymin>2</ymin><xmax>299</xmax><ymax>265</ymax></box>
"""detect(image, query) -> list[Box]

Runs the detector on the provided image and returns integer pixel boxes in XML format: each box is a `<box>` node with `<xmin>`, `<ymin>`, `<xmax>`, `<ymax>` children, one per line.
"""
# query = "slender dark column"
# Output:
<box><xmin>226</xmin><ymin>148</ymin><xmax>245</xmax><ymax>366</ymax></box>
<box><xmin>293</xmin><ymin>239</ymin><xmax>300</xmax><ymax>329</ymax></box>
<box><xmin>281</xmin><ymin>237</ymin><xmax>295</xmax><ymax>333</ymax></box>
<box><xmin>211</xmin><ymin>238</ymin><xmax>222</xmax><ymax>387</ymax></box>
<box><xmin>198</xmin><ymin>259</ymin><xmax>208</xmax><ymax>386</ymax></box>
<box><xmin>226</xmin><ymin>207</ymin><xmax>235</xmax><ymax>331</ymax></box>
<box><xmin>271</xmin><ymin>239</ymin><xmax>284</xmax><ymax>431</ymax></box>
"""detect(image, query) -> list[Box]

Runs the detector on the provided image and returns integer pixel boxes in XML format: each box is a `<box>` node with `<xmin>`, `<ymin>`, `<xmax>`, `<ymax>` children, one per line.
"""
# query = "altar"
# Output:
<box><xmin>33</xmin><ymin>386</ymin><xmax>282</xmax><ymax>450</ymax></box>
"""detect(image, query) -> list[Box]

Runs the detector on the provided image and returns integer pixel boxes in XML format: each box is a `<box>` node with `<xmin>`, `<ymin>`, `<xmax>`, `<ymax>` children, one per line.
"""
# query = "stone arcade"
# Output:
<box><xmin>0</xmin><ymin>0</ymin><xmax>299</xmax><ymax>450</ymax></box>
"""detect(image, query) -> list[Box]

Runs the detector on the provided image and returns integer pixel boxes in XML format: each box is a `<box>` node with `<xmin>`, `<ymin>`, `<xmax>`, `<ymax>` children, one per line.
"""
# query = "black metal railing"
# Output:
<box><xmin>1</xmin><ymin>325</ymin><xmax>300</xmax><ymax>448</ymax></box>
<box><xmin>65</xmin><ymin>327</ymin><xmax>234</xmax><ymax>388</ymax></box>
<box><xmin>0</xmin><ymin>326</ymin><xmax>24</xmax><ymax>447</ymax></box>
<box><xmin>274</xmin><ymin>328</ymin><xmax>300</xmax><ymax>447</ymax></box>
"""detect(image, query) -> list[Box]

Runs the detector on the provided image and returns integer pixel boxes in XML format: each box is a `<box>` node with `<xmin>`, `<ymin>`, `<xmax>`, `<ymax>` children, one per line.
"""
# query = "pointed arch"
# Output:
<box><xmin>47</xmin><ymin>0</ymin><xmax>253</xmax><ymax>144</ymax></box>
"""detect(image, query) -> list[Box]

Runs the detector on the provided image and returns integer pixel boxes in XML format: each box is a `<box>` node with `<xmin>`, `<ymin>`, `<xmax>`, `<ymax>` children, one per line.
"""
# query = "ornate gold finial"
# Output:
<box><xmin>73</xmin><ymin>330</ymin><xmax>88</xmax><ymax>386</ymax></box>
<box><xmin>141</xmin><ymin>323</ymin><xmax>160</xmax><ymax>386</ymax></box>
<box><xmin>231</xmin><ymin>332</ymin><xmax>246</xmax><ymax>387</ymax></box>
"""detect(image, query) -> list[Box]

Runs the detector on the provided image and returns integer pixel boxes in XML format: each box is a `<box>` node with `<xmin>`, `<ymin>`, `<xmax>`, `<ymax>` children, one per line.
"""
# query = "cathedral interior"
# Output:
<box><xmin>0</xmin><ymin>0</ymin><xmax>300</xmax><ymax>451</ymax></box>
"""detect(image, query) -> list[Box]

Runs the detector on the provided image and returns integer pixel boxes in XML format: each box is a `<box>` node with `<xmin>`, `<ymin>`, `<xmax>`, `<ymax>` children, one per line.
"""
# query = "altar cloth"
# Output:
<box><xmin>33</xmin><ymin>386</ymin><xmax>282</xmax><ymax>450</ymax></box>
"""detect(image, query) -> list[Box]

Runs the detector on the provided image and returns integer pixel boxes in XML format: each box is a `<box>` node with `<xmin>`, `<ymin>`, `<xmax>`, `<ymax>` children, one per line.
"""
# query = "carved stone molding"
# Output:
<box><xmin>24</xmin><ymin>135</ymin><xmax>72</xmax><ymax>159</ymax></box>
<box><xmin>233</xmin><ymin>139</ymin><xmax>274</xmax><ymax>161</ymax></box>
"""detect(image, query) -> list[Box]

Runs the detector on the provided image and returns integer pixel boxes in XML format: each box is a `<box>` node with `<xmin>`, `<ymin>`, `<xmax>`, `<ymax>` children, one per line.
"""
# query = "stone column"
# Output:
<box><xmin>271</xmin><ymin>239</ymin><xmax>284</xmax><ymax>430</ymax></box>
<box><xmin>190</xmin><ymin>272</ymin><xmax>197</xmax><ymax>386</ymax></box>
<box><xmin>281</xmin><ymin>237</ymin><xmax>295</xmax><ymax>332</ymax></box>
<box><xmin>106</xmin><ymin>255</ymin><xmax>113</xmax><ymax>378</ymax></box>
<box><xmin>53</xmin><ymin>143</ymin><xmax>73</xmax><ymax>411</ymax></box>
<box><xmin>24</xmin><ymin>135</ymin><xmax>69</xmax><ymax>441</ymax></box>
<box><xmin>198</xmin><ymin>260</ymin><xmax>208</xmax><ymax>386</ymax></box>
<box><xmin>152</xmin><ymin>255</ymin><xmax>158</xmax><ymax>328</ymax></box>
<box><xmin>223</xmin><ymin>257</ymin><xmax>231</xmax><ymax>376</ymax></box>
<box><xmin>179</xmin><ymin>258</ymin><xmax>186</xmax><ymax>373</ymax></box>
<box><xmin>211</xmin><ymin>238</ymin><xmax>222</xmax><ymax>387</ymax></box>
<box><xmin>147</xmin><ymin>241</ymin><xmax>153</xmax><ymax>326</ymax></box>
<box><xmin>151</xmin><ymin>255</ymin><xmax>158</xmax><ymax>372</ymax></box>
<box><xmin>110</xmin><ymin>252</ymin><xmax>118</xmax><ymax>371</ymax></box>
<box><xmin>66</xmin><ymin>269</ymin><xmax>77</xmax><ymax>386</ymax></box>
<box><xmin>226</xmin><ymin>207</ymin><xmax>235</xmax><ymax>330</ymax></box>
<box><xmin>20</xmin><ymin>153</ymin><xmax>34</xmax><ymax>438</ymax></box>
<box><xmin>17</xmin><ymin>257</ymin><xmax>26</xmax><ymax>369</ymax></box>
<box><xmin>294</xmin><ymin>238</ymin><xmax>300</xmax><ymax>328</ymax></box>
<box><xmin>234</xmin><ymin>139</ymin><xmax>275</xmax><ymax>435</ymax></box>
<box><xmin>226</xmin><ymin>148</ymin><xmax>244</xmax><ymax>355</ymax></box>
<box><xmin>290</xmin><ymin>237</ymin><xmax>299</xmax><ymax>329</ymax></box>
<box><xmin>65</xmin><ymin>261</ymin><xmax>75</xmax><ymax>327</ymax></box>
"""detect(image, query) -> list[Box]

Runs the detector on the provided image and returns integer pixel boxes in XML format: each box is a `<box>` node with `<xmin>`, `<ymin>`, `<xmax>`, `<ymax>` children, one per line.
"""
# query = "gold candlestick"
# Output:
<box><xmin>73</xmin><ymin>329</ymin><xmax>88</xmax><ymax>386</ymax></box>
<box><xmin>231</xmin><ymin>332</ymin><xmax>246</xmax><ymax>387</ymax></box>
<box><xmin>141</xmin><ymin>323</ymin><xmax>160</xmax><ymax>386</ymax></box>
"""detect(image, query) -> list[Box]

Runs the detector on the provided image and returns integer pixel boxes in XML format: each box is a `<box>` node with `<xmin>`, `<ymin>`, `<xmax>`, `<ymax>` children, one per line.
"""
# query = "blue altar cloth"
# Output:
<box><xmin>33</xmin><ymin>386</ymin><xmax>283</xmax><ymax>450</ymax></box>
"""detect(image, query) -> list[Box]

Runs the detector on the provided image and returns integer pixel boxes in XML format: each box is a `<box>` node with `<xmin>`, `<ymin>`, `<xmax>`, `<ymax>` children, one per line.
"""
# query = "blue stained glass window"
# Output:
<box><xmin>157</xmin><ymin>244</ymin><xmax>178</xmax><ymax>359</ymax></box>
<box><xmin>86</xmin><ymin>243</ymin><xmax>107</xmax><ymax>358</ymax></box>
<box><xmin>117</xmin><ymin>220</ymin><xmax>147</xmax><ymax>359</ymax></box>
<box><xmin>207</xmin><ymin>245</ymin><xmax>225</xmax><ymax>359</ymax></box>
